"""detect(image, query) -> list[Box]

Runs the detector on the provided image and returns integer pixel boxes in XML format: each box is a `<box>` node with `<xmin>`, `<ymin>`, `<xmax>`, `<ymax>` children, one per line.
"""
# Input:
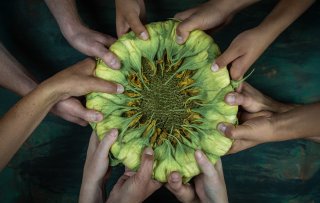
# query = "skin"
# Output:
<box><xmin>44</xmin><ymin>0</ymin><xmax>121</xmax><ymax>69</ymax></box>
<box><xmin>213</xmin><ymin>0</ymin><xmax>315</xmax><ymax>80</ymax></box>
<box><xmin>79</xmin><ymin>131</ymin><xmax>162</xmax><ymax>203</ymax></box>
<box><xmin>0</xmin><ymin>58</ymin><xmax>123</xmax><ymax>170</ymax></box>
<box><xmin>79</xmin><ymin>130</ymin><xmax>119</xmax><ymax>203</ymax></box>
<box><xmin>0</xmin><ymin>32</ymin><xmax>120</xmax><ymax>126</ymax></box>
<box><xmin>166</xmin><ymin>152</ymin><xmax>228</xmax><ymax>203</ymax></box>
<box><xmin>115</xmin><ymin>0</ymin><xmax>148</xmax><ymax>40</ymax></box>
<box><xmin>217</xmin><ymin>82</ymin><xmax>320</xmax><ymax>154</ymax></box>
<box><xmin>174</xmin><ymin>0</ymin><xmax>259</xmax><ymax>45</ymax></box>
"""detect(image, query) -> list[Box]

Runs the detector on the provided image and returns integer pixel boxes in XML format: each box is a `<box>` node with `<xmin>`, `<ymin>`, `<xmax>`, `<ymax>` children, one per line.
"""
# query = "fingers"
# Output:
<box><xmin>86</xmin><ymin>131</ymin><xmax>100</xmax><ymax>161</ymax></box>
<box><xmin>90</xmin><ymin>43</ymin><xmax>120</xmax><ymax>69</ymax></box>
<box><xmin>116</xmin><ymin>17</ymin><xmax>130</xmax><ymax>37</ymax></box>
<box><xmin>166</xmin><ymin>172</ymin><xmax>197</xmax><ymax>202</ymax></box>
<box><xmin>86</xmin><ymin>77</ymin><xmax>124</xmax><ymax>94</ymax></box>
<box><xmin>224</xmin><ymin>92</ymin><xmax>248</xmax><ymax>106</ymax></box>
<box><xmin>195</xmin><ymin>150</ymin><xmax>216</xmax><ymax>177</ymax></box>
<box><xmin>240</xmin><ymin>111</ymin><xmax>273</xmax><ymax>122</ymax></box>
<box><xmin>174</xmin><ymin>7</ymin><xmax>197</xmax><ymax>21</ymax></box>
<box><xmin>137</xmin><ymin>147</ymin><xmax>154</xmax><ymax>181</ymax></box>
<box><xmin>67</xmin><ymin>100</ymin><xmax>104</xmax><ymax>122</ymax></box>
<box><xmin>136</xmin><ymin>147</ymin><xmax>162</xmax><ymax>190</ymax></box>
<box><xmin>229</xmin><ymin>57</ymin><xmax>249</xmax><ymax>80</ymax></box>
<box><xmin>212</xmin><ymin>46</ymin><xmax>241</xmax><ymax>73</ymax></box>
<box><xmin>217</xmin><ymin>122</ymin><xmax>250</xmax><ymax>140</ymax></box>
<box><xmin>76</xmin><ymin>108</ymin><xmax>103</xmax><ymax>123</ymax></box>
<box><xmin>126</xmin><ymin>13</ymin><xmax>149</xmax><ymax>40</ymax></box>
<box><xmin>113</xmin><ymin>174</ymin><xmax>131</xmax><ymax>190</ymax></box>
<box><xmin>227</xmin><ymin>139</ymin><xmax>257</xmax><ymax>154</ymax></box>
<box><xmin>95</xmin><ymin>129</ymin><xmax>118</xmax><ymax>160</ymax></box>
<box><xmin>174</xmin><ymin>8</ymin><xmax>198</xmax><ymax>44</ymax></box>
<box><xmin>58</xmin><ymin>113</ymin><xmax>88</xmax><ymax>126</ymax></box>
<box><xmin>175</xmin><ymin>14</ymin><xmax>202</xmax><ymax>44</ymax></box>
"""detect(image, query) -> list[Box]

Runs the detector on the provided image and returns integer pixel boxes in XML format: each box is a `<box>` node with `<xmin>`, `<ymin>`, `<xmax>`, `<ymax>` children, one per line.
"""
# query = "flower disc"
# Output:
<box><xmin>86</xmin><ymin>20</ymin><xmax>238</xmax><ymax>182</ymax></box>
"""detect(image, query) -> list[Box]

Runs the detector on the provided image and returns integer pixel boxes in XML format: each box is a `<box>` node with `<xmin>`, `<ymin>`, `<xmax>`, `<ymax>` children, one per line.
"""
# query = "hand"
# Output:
<box><xmin>174</xmin><ymin>0</ymin><xmax>258</xmax><ymax>44</ymax></box>
<box><xmin>212</xmin><ymin>0</ymin><xmax>315</xmax><ymax>80</ymax></box>
<box><xmin>50</xmin><ymin>97</ymin><xmax>104</xmax><ymax>126</ymax></box>
<box><xmin>212</xmin><ymin>27</ymin><xmax>273</xmax><ymax>80</ymax></box>
<box><xmin>115</xmin><ymin>0</ymin><xmax>148</xmax><ymax>40</ymax></box>
<box><xmin>79</xmin><ymin>129</ymin><xmax>118</xmax><ymax>203</ymax></box>
<box><xmin>43</xmin><ymin>58</ymin><xmax>124</xmax><ymax>101</ymax></box>
<box><xmin>217</xmin><ymin>82</ymin><xmax>295</xmax><ymax>154</ymax></box>
<box><xmin>63</xmin><ymin>26</ymin><xmax>121</xmax><ymax>69</ymax></box>
<box><xmin>166</xmin><ymin>151</ymin><xmax>228</xmax><ymax>203</ymax></box>
<box><xmin>107</xmin><ymin>148</ymin><xmax>162</xmax><ymax>203</ymax></box>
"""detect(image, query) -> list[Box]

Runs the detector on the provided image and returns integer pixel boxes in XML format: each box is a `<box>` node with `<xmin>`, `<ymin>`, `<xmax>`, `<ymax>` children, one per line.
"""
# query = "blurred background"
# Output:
<box><xmin>0</xmin><ymin>0</ymin><xmax>319</xmax><ymax>202</ymax></box>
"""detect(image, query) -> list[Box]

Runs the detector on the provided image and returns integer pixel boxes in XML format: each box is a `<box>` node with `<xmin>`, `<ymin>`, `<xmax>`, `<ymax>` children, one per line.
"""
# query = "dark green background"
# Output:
<box><xmin>0</xmin><ymin>0</ymin><xmax>320</xmax><ymax>202</ymax></box>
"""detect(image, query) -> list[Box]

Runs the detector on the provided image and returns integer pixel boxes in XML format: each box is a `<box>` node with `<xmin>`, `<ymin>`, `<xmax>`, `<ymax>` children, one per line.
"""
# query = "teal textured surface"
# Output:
<box><xmin>0</xmin><ymin>0</ymin><xmax>320</xmax><ymax>202</ymax></box>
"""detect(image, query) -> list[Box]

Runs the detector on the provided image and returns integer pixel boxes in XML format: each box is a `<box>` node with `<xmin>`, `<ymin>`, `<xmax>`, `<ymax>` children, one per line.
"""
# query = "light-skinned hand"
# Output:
<box><xmin>166</xmin><ymin>151</ymin><xmax>228</xmax><ymax>203</ymax></box>
<box><xmin>107</xmin><ymin>147</ymin><xmax>162</xmax><ymax>203</ymax></box>
<box><xmin>50</xmin><ymin>97</ymin><xmax>103</xmax><ymax>126</ymax></box>
<box><xmin>79</xmin><ymin>129</ymin><xmax>118</xmax><ymax>203</ymax></box>
<box><xmin>43</xmin><ymin>58</ymin><xmax>124</xmax><ymax>100</ymax></box>
<box><xmin>217</xmin><ymin>82</ymin><xmax>296</xmax><ymax>154</ymax></box>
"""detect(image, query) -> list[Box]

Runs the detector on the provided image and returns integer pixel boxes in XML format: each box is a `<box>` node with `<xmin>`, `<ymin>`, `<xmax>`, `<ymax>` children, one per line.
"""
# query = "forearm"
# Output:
<box><xmin>0</xmin><ymin>43</ymin><xmax>37</xmax><ymax>96</ymax></box>
<box><xmin>273</xmin><ymin>103</ymin><xmax>320</xmax><ymax>141</ymax></box>
<box><xmin>223</xmin><ymin>0</ymin><xmax>260</xmax><ymax>14</ymax></box>
<box><xmin>257</xmin><ymin>0</ymin><xmax>315</xmax><ymax>43</ymax></box>
<box><xmin>44</xmin><ymin>0</ymin><xmax>84</xmax><ymax>39</ymax></box>
<box><xmin>0</xmin><ymin>83</ymin><xmax>59</xmax><ymax>170</ymax></box>
<box><xmin>212</xmin><ymin>0</ymin><xmax>260</xmax><ymax>17</ymax></box>
<box><xmin>79</xmin><ymin>183</ymin><xmax>104</xmax><ymax>203</ymax></box>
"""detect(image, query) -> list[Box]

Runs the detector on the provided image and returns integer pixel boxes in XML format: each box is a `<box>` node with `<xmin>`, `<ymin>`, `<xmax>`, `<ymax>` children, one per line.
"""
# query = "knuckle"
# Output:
<box><xmin>226</xmin><ymin>127</ymin><xmax>236</xmax><ymax>139</ymax></box>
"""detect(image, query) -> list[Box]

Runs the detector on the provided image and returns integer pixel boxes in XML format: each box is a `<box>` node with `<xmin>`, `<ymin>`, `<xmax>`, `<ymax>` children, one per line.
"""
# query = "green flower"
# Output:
<box><xmin>86</xmin><ymin>20</ymin><xmax>238</xmax><ymax>182</ymax></box>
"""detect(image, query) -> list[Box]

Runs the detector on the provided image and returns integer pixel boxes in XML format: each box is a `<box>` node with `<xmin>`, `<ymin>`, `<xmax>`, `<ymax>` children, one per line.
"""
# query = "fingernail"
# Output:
<box><xmin>218</xmin><ymin>123</ymin><xmax>227</xmax><ymax>133</ymax></box>
<box><xmin>109</xmin><ymin>129</ymin><xmax>118</xmax><ymax>138</ymax></box>
<box><xmin>140</xmin><ymin>31</ymin><xmax>149</xmax><ymax>40</ymax></box>
<box><xmin>195</xmin><ymin>150</ymin><xmax>203</xmax><ymax>160</ymax></box>
<box><xmin>145</xmin><ymin>147</ymin><xmax>153</xmax><ymax>156</ymax></box>
<box><xmin>226</xmin><ymin>94</ymin><xmax>236</xmax><ymax>104</ymax></box>
<box><xmin>176</xmin><ymin>35</ymin><xmax>183</xmax><ymax>44</ymax></box>
<box><xmin>211</xmin><ymin>63</ymin><xmax>219</xmax><ymax>72</ymax></box>
<box><xmin>170</xmin><ymin>173</ymin><xmax>180</xmax><ymax>182</ymax></box>
<box><xmin>117</xmin><ymin>84</ymin><xmax>124</xmax><ymax>93</ymax></box>
<box><xmin>93</xmin><ymin>113</ymin><xmax>103</xmax><ymax>121</ymax></box>
<box><xmin>110</xmin><ymin>57</ymin><xmax>120</xmax><ymax>69</ymax></box>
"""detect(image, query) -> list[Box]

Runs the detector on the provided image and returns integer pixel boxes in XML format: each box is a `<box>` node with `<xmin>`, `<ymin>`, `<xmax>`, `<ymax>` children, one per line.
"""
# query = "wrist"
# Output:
<box><xmin>60</xmin><ymin>19</ymin><xmax>87</xmax><ymax>41</ymax></box>
<box><xmin>36</xmin><ymin>78</ymin><xmax>68</xmax><ymax>105</ymax></box>
<box><xmin>79</xmin><ymin>181</ymin><xmax>104</xmax><ymax>203</ymax></box>
<box><xmin>271</xmin><ymin>111</ymin><xmax>297</xmax><ymax>141</ymax></box>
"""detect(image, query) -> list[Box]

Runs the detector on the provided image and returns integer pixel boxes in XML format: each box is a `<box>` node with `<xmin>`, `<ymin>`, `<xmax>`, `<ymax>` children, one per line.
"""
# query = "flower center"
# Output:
<box><xmin>125</xmin><ymin>53</ymin><xmax>201</xmax><ymax>146</ymax></box>
<box><xmin>139</xmin><ymin>58</ymin><xmax>189</xmax><ymax>131</ymax></box>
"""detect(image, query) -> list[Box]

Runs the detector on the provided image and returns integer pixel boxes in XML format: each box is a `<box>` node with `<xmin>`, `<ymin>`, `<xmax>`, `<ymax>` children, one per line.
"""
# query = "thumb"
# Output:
<box><xmin>195</xmin><ymin>150</ymin><xmax>216</xmax><ymax>177</ymax></box>
<box><xmin>91</xmin><ymin>43</ymin><xmax>121</xmax><ymax>69</ymax></box>
<box><xmin>137</xmin><ymin>147</ymin><xmax>154</xmax><ymax>181</ymax></box>
<box><xmin>211</xmin><ymin>45</ymin><xmax>240</xmax><ymax>72</ymax></box>
<box><xmin>175</xmin><ymin>14</ymin><xmax>201</xmax><ymax>44</ymax></box>
<box><xmin>126</xmin><ymin>13</ymin><xmax>149</xmax><ymax>40</ymax></box>
<box><xmin>217</xmin><ymin>122</ymin><xmax>250</xmax><ymax>140</ymax></box>
<box><xmin>166</xmin><ymin>172</ymin><xmax>196</xmax><ymax>203</ymax></box>
<box><xmin>96</xmin><ymin>129</ymin><xmax>119</xmax><ymax>159</ymax></box>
